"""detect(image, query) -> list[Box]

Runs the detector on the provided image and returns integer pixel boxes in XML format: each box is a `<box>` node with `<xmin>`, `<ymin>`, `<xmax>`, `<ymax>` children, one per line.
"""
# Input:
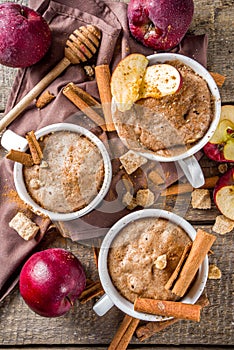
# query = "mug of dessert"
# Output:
<box><xmin>93</xmin><ymin>209</ymin><xmax>216</xmax><ymax>321</ymax></box>
<box><xmin>1</xmin><ymin>123</ymin><xmax>112</xmax><ymax>221</ymax></box>
<box><xmin>111</xmin><ymin>53</ymin><xmax>221</xmax><ymax>188</ymax></box>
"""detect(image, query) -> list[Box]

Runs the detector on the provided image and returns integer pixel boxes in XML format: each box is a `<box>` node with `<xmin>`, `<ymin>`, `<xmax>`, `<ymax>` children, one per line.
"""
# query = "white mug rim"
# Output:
<box><xmin>97</xmin><ymin>208</ymin><xmax>208</xmax><ymax>321</ymax></box>
<box><xmin>12</xmin><ymin>123</ymin><xmax>112</xmax><ymax>221</ymax></box>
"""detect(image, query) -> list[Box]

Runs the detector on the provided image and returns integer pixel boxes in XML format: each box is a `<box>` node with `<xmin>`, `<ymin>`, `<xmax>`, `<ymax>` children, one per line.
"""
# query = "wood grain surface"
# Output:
<box><xmin>0</xmin><ymin>0</ymin><xmax>233</xmax><ymax>348</ymax></box>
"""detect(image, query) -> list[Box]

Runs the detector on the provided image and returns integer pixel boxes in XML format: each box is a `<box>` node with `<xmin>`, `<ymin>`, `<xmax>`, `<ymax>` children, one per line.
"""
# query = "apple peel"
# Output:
<box><xmin>110</xmin><ymin>53</ymin><xmax>149</xmax><ymax>112</ymax></box>
<box><xmin>139</xmin><ymin>64</ymin><xmax>182</xmax><ymax>99</ymax></box>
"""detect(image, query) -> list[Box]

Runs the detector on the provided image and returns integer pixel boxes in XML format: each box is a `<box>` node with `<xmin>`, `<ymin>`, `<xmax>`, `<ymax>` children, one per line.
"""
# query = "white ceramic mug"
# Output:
<box><xmin>112</xmin><ymin>53</ymin><xmax>221</xmax><ymax>188</ymax></box>
<box><xmin>93</xmin><ymin>209</ymin><xmax>208</xmax><ymax>321</ymax></box>
<box><xmin>1</xmin><ymin>123</ymin><xmax>112</xmax><ymax>221</ymax></box>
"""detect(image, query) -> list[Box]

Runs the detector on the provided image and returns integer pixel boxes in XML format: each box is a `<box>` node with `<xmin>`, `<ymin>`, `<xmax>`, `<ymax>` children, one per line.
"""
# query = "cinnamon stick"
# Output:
<box><xmin>6</xmin><ymin>149</ymin><xmax>33</xmax><ymax>167</ymax></box>
<box><xmin>78</xmin><ymin>280</ymin><xmax>104</xmax><ymax>304</ymax></box>
<box><xmin>136</xmin><ymin>294</ymin><xmax>209</xmax><ymax>341</ymax></box>
<box><xmin>160</xmin><ymin>176</ymin><xmax>219</xmax><ymax>196</ymax></box>
<box><xmin>165</xmin><ymin>242</ymin><xmax>192</xmax><ymax>291</ymax></box>
<box><xmin>62</xmin><ymin>82</ymin><xmax>106</xmax><ymax>131</ymax></box>
<box><xmin>26</xmin><ymin>130</ymin><xmax>43</xmax><ymax>165</ymax></box>
<box><xmin>108</xmin><ymin>314</ymin><xmax>140</xmax><ymax>350</ymax></box>
<box><xmin>95</xmin><ymin>64</ymin><xmax>115</xmax><ymax>131</ymax></box>
<box><xmin>134</xmin><ymin>298</ymin><xmax>201</xmax><ymax>322</ymax></box>
<box><xmin>170</xmin><ymin>229</ymin><xmax>216</xmax><ymax>297</ymax></box>
<box><xmin>35</xmin><ymin>90</ymin><xmax>55</xmax><ymax>109</ymax></box>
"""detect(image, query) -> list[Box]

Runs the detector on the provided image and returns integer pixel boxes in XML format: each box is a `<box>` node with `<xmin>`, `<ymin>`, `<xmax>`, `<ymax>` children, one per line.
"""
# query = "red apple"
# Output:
<box><xmin>213</xmin><ymin>168</ymin><xmax>234</xmax><ymax>221</ymax></box>
<box><xmin>0</xmin><ymin>2</ymin><xmax>51</xmax><ymax>67</ymax></box>
<box><xmin>127</xmin><ymin>0</ymin><xmax>194</xmax><ymax>51</ymax></box>
<box><xmin>203</xmin><ymin>105</ymin><xmax>234</xmax><ymax>162</ymax></box>
<box><xmin>19</xmin><ymin>248</ymin><xmax>86</xmax><ymax>317</ymax></box>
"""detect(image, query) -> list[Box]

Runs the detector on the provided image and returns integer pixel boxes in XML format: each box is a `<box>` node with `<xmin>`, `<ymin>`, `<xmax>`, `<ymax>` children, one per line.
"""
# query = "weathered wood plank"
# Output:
<box><xmin>0</xmin><ymin>0</ymin><xmax>233</xmax><ymax>110</ymax></box>
<box><xmin>0</xmin><ymin>0</ymin><xmax>233</xmax><ymax>347</ymax></box>
<box><xmin>0</xmin><ymin>226</ymin><xmax>233</xmax><ymax>346</ymax></box>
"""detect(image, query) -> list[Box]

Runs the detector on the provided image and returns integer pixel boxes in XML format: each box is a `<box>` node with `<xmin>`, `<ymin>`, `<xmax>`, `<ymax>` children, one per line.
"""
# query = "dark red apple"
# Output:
<box><xmin>127</xmin><ymin>0</ymin><xmax>194</xmax><ymax>51</ymax></box>
<box><xmin>0</xmin><ymin>2</ymin><xmax>51</xmax><ymax>67</ymax></box>
<box><xmin>203</xmin><ymin>105</ymin><xmax>234</xmax><ymax>162</ymax></box>
<box><xmin>213</xmin><ymin>168</ymin><xmax>234</xmax><ymax>221</ymax></box>
<box><xmin>19</xmin><ymin>248</ymin><xmax>86</xmax><ymax>317</ymax></box>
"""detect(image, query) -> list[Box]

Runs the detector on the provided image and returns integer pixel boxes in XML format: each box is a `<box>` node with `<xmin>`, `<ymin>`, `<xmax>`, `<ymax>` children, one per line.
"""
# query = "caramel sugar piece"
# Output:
<box><xmin>120</xmin><ymin>150</ymin><xmax>147</xmax><ymax>175</ymax></box>
<box><xmin>9</xmin><ymin>212</ymin><xmax>39</xmax><ymax>241</ymax></box>
<box><xmin>6</xmin><ymin>149</ymin><xmax>33</xmax><ymax>167</ymax></box>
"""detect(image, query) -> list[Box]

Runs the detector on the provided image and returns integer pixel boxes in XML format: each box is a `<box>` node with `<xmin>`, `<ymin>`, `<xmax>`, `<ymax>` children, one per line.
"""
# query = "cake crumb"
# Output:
<box><xmin>122</xmin><ymin>192</ymin><xmax>137</xmax><ymax>210</ymax></box>
<box><xmin>191</xmin><ymin>189</ymin><xmax>211</xmax><ymax>209</ymax></box>
<box><xmin>136</xmin><ymin>188</ymin><xmax>154</xmax><ymax>208</ymax></box>
<box><xmin>212</xmin><ymin>215</ymin><xmax>234</xmax><ymax>234</ymax></box>
<box><xmin>9</xmin><ymin>212</ymin><xmax>39</xmax><ymax>241</ymax></box>
<box><xmin>120</xmin><ymin>150</ymin><xmax>147</xmax><ymax>175</ymax></box>
<box><xmin>208</xmin><ymin>264</ymin><xmax>222</xmax><ymax>279</ymax></box>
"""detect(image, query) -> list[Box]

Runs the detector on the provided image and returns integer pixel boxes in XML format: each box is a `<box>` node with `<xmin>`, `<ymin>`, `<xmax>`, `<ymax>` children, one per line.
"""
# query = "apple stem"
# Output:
<box><xmin>65</xmin><ymin>296</ymin><xmax>74</xmax><ymax>306</ymax></box>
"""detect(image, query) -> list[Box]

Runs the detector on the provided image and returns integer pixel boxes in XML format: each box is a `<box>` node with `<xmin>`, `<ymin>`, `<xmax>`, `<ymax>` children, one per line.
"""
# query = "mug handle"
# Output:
<box><xmin>177</xmin><ymin>155</ymin><xmax>205</xmax><ymax>188</ymax></box>
<box><xmin>93</xmin><ymin>293</ymin><xmax>114</xmax><ymax>316</ymax></box>
<box><xmin>1</xmin><ymin>130</ymin><xmax>27</xmax><ymax>151</ymax></box>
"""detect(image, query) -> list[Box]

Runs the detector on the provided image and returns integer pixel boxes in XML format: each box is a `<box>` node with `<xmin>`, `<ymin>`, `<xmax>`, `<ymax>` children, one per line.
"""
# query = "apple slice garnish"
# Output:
<box><xmin>110</xmin><ymin>53</ymin><xmax>149</xmax><ymax>112</ymax></box>
<box><xmin>213</xmin><ymin>168</ymin><xmax>234</xmax><ymax>221</ymax></box>
<box><xmin>220</xmin><ymin>105</ymin><xmax>234</xmax><ymax>123</ymax></box>
<box><xmin>209</xmin><ymin>119</ymin><xmax>234</xmax><ymax>161</ymax></box>
<box><xmin>139</xmin><ymin>64</ymin><xmax>182</xmax><ymax>99</ymax></box>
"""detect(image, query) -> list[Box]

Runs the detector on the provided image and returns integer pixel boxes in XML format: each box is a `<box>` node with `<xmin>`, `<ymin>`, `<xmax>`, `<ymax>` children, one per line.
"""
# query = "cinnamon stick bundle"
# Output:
<box><xmin>95</xmin><ymin>64</ymin><xmax>115</xmax><ymax>131</ymax></box>
<box><xmin>78</xmin><ymin>280</ymin><xmax>104</xmax><ymax>304</ymax></box>
<box><xmin>165</xmin><ymin>242</ymin><xmax>192</xmax><ymax>291</ymax></box>
<box><xmin>134</xmin><ymin>298</ymin><xmax>201</xmax><ymax>322</ymax></box>
<box><xmin>168</xmin><ymin>229</ymin><xmax>216</xmax><ymax>297</ymax></box>
<box><xmin>108</xmin><ymin>314</ymin><xmax>140</xmax><ymax>350</ymax></box>
<box><xmin>63</xmin><ymin>82</ymin><xmax>106</xmax><ymax>130</ymax></box>
<box><xmin>136</xmin><ymin>294</ymin><xmax>210</xmax><ymax>341</ymax></box>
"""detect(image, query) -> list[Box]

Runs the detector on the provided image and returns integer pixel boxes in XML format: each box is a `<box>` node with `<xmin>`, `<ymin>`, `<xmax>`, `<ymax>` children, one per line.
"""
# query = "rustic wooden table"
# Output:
<box><xmin>0</xmin><ymin>0</ymin><xmax>233</xmax><ymax>349</ymax></box>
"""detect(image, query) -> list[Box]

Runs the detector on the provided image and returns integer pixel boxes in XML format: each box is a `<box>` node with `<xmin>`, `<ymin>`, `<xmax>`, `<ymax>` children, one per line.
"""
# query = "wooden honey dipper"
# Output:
<box><xmin>0</xmin><ymin>25</ymin><xmax>101</xmax><ymax>132</ymax></box>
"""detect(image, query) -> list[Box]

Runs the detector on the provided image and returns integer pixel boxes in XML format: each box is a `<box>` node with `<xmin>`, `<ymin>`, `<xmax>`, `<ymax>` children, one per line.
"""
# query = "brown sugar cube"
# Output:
<box><xmin>122</xmin><ymin>192</ymin><xmax>137</xmax><ymax>210</ymax></box>
<box><xmin>208</xmin><ymin>264</ymin><xmax>222</xmax><ymax>279</ymax></box>
<box><xmin>136</xmin><ymin>189</ymin><xmax>154</xmax><ymax>208</ymax></box>
<box><xmin>212</xmin><ymin>215</ymin><xmax>234</xmax><ymax>234</ymax></box>
<box><xmin>9</xmin><ymin>212</ymin><xmax>39</xmax><ymax>241</ymax></box>
<box><xmin>191</xmin><ymin>189</ymin><xmax>211</xmax><ymax>209</ymax></box>
<box><xmin>148</xmin><ymin>170</ymin><xmax>165</xmax><ymax>185</ymax></box>
<box><xmin>119</xmin><ymin>150</ymin><xmax>147</xmax><ymax>175</ymax></box>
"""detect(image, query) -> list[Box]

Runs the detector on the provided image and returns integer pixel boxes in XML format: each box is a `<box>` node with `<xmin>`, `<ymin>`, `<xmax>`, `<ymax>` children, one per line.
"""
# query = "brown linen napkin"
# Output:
<box><xmin>0</xmin><ymin>0</ymin><xmax>208</xmax><ymax>301</ymax></box>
